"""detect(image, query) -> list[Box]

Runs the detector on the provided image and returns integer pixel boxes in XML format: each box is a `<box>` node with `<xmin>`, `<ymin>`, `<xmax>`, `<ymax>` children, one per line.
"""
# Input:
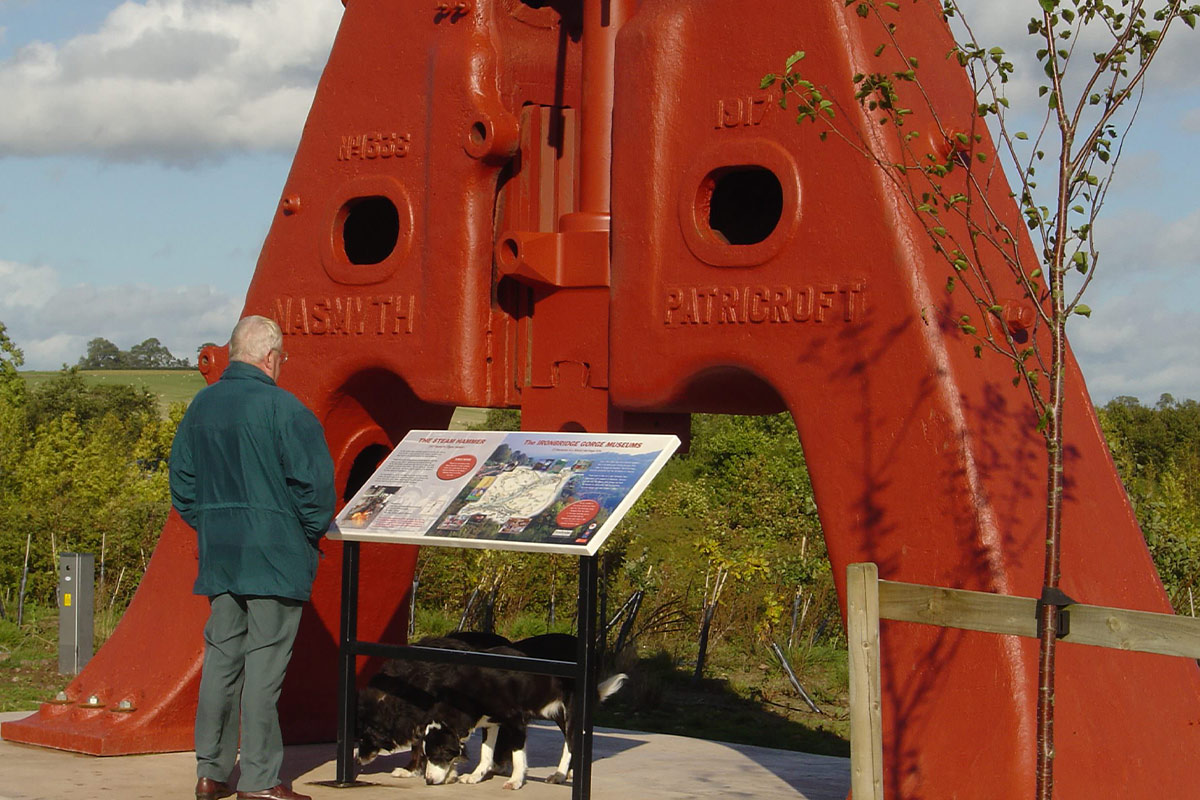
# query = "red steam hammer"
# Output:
<box><xmin>5</xmin><ymin>3</ymin><xmax>1196</xmax><ymax>798</ymax></box>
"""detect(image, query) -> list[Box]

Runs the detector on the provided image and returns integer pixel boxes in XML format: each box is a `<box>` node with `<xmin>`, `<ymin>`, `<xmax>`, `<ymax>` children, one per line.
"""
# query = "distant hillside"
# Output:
<box><xmin>20</xmin><ymin>369</ymin><xmax>490</xmax><ymax>428</ymax></box>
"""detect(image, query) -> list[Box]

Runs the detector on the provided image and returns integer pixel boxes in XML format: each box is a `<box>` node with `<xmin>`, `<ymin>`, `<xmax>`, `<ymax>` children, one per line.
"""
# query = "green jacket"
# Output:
<box><xmin>169</xmin><ymin>361</ymin><xmax>336</xmax><ymax>601</ymax></box>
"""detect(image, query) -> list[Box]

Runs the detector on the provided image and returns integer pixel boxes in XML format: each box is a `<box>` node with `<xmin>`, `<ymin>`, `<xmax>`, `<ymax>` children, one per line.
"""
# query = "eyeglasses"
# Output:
<box><xmin>273</xmin><ymin>349</ymin><xmax>288</xmax><ymax>364</ymax></box>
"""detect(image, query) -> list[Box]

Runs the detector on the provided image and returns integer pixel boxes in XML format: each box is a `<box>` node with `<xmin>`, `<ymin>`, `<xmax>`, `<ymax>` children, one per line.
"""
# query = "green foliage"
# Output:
<box><xmin>0</xmin><ymin>324</ymin><xmax>177</xmax><ymax>611</ymax></box>
<box><xmin>24</xmin><ymin>368</ymin><xmax>158</xmax><ymax>434</ymax></box>
<box><xmin>79</xmin><ymin>337</ymin><xmax>126</xmax><ymax>369</ymax></box>
<box><xmin>127</xmin><ymin>337</ymin><xmax>188</xmax><ymax>369</ymax></box>
<box><xmin>467</xmin><ymin>407</ymin><xmax>522</xmax><ymax>432</ymax></box>
<box><xmin>1099</xmin><ymin>395</ymin><xmax>1200</xmax><ymax>609</ymax></box>
<box><xmin>20</xmin><ymin>369</ymin><xmax>206</xmax><ymax>418</ymax></box>
<box><xmin>0</xmin><ymin>320</ymin><xmax>24</xmax><ymax>402</ymax></box>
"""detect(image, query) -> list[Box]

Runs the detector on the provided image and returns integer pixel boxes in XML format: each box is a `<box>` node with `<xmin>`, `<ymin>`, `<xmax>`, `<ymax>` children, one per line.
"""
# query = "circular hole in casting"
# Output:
<box><xmin>342</xmin><ymin>196</ymin><xmax>400</xmax><ymax>265</ymax></box>
<box><xmin>470</xmin><ymin>121</ymin><xmax>488</xmax><ymax>146</ymax></box>
<box><xmin>704</xmin><ymin>166</ymin><xmax>783</xmax><ymax>246</ymax></box>
<box><xmin>500</xmin><ymin>237</ymin><xmax>521</xmax><ymax>267</ymax></box>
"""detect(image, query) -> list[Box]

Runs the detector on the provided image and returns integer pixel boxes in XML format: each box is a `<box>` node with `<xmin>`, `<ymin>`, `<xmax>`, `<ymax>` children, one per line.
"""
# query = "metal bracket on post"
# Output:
<box><xmin>1035</xmin><ymin>586</ymin><xmax>1076</xmax><ymax>639</ymax></box>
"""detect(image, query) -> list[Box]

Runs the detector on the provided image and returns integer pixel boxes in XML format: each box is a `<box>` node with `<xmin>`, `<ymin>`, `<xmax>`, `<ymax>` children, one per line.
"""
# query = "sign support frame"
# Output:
<box><xmin>326</xmin><ymin>539</ymin><xmax>600</xmax><ymax>800</ymax></box>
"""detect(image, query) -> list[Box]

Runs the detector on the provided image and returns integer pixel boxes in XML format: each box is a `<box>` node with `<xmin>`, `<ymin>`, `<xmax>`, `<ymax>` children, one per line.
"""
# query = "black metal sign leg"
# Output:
<box><xmin>572</xmin><ymin>555</ymin><xmax>598</xmax><ymax>800</ymax></box>
<box><xmin>335</xmin><ymin>540</ymin><xmax>360</xmax><ymax>785</ymax></box>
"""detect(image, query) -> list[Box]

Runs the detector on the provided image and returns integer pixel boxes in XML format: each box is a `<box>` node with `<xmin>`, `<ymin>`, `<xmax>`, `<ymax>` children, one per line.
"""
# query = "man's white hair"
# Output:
<box><xmin>229</xmin><ymin>315</ymin><xmax>283</xmax><ymax>364</ymax></box>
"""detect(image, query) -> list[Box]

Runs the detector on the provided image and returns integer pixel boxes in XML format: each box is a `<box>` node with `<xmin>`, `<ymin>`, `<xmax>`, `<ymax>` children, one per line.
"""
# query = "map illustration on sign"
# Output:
<box><xmin>330</xmin><ymin>430</ymin><xmax>680</xmax><ymax>555</ymax></box>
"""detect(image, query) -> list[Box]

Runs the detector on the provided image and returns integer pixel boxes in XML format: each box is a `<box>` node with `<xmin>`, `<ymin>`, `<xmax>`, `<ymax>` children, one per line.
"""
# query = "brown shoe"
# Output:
<box><xmin>236</xmin><ymin>785</ymin><xmax>311</xmax><ymax>800</ymax></box>
<box><xmin>196</xmin><ymin>777</ymin><xmax>234</xmax><ymax>800</ymax></box>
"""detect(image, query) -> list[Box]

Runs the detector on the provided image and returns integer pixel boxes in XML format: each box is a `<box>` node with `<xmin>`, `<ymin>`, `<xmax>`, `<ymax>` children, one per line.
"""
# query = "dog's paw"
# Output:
<box><xmin>461</xmin><ymin>771</ymin><xmax>487</xmax><ymax>785</ymax></box>
<box><xmin>546</xmin><ymin>771</ymin><xmax>568</xmax><ymax>785</ymax></box>
<box><xmin>502</xmin><ymin>777</ymin><xmax>525</xmax><ymax>790</ymax></box>
<box><xmin>390</xmin><ymin>767</ymin><xmax>417</xmax><ymax>779</ymax></box>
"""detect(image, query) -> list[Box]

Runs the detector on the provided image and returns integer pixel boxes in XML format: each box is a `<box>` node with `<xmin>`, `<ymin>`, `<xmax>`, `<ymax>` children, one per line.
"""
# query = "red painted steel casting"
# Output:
<box><xmin>5</xmin><ymin>2</ymin><xmax>1198</xmax><ymax>797</ymax></box>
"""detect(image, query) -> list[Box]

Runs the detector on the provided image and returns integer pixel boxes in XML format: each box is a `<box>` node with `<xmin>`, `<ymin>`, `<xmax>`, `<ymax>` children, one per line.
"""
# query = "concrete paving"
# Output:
<box><xmin>0</xmin><ymin>711</ymin><xmax>850</xmax><ymax>800</ymax></box>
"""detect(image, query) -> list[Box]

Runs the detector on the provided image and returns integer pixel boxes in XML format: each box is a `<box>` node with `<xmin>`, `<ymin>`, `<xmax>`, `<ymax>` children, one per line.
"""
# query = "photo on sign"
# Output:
<box><xmin>341</xmin><ymin>485</ymin><xmax>399</xmax><ymax>528</ymax></box>
<box><xmin>427</xmin><ymin>439</ymin><xmax>661</xmax><ymax>547</ymax></box>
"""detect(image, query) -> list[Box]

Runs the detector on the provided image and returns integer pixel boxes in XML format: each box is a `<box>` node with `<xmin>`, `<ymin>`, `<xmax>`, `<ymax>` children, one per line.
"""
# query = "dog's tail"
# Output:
<box><xmin>597</xmin><ymin>673</ymin><xmax>628</xmax><ymax>702</ymax></box>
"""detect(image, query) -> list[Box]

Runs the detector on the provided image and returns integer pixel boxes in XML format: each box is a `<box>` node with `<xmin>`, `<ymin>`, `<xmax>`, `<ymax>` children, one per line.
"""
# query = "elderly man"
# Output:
<box><xmin>170</xmin><ymin>315</ymin><xmax>336</xmax><ymax>800</ymax></box>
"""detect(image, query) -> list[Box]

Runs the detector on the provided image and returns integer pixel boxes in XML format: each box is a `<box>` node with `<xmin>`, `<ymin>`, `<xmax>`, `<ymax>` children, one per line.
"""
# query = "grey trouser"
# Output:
<box><xmin>195</xmin><ymin>593</ymin><xmax>303</xmax><ymax>792</ymax></box>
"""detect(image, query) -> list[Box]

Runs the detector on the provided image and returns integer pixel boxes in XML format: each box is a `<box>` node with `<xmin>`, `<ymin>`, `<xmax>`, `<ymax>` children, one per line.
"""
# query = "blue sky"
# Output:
<box><xmin>0</xmin><ymin>0</ymin><xmax>1196</xmax><ymax>405</ymax></box>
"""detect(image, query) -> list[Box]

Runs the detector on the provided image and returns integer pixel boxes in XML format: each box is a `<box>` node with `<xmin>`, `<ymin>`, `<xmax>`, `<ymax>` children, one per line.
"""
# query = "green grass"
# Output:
<box><xmin>0</xmin><ymin>605</ymin><xmax>67</xmax><ymax>712</ymax></box>
<box><xmin>596</xmin><ymin>643</ymin><xmax>849</xmax><ymax>756</ymax></box>
<box><xmin>448</xmin><ymin>407</ymin><xmax>489</xmax><ymax>430</ymax></box>
<box><xmin>0</xmin><ymin>601</ymin><xmax>132</xmax><ymax>712</ymax></box>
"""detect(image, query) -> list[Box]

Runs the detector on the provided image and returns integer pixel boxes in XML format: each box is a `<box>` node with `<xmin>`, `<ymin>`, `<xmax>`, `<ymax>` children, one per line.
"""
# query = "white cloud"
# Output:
<box><xmin>1104</xmin><ymin>150</ymin><xmax>1163</xmax><ymax>195</ymax></box>
<box><xmin>0</xmin><ymin>258</ymin><xmax>58</xmax><ymax>306</ymax></box>
<box><xmin>0</xmin><ymin>259</ymin><xmax>241</xmax><ymax>368</ymax></box>
<box><xmin>1093</xmin><ymin>207</ymin><xmax>1200</xmax><ymax>275</ymax></box>
<box><xmin>0</xmin><ymin>0</ymin><xmax>341</xmax><ymax>165</ymax></box>
<box><xmin>1072</xmin><ymin>281</ymin><xmax>1200</xmax><ymax>404</ymax></box>
<box><xmin>1065</xmin><ymin>205</ymin><xmax>1200</xmax><ymax>404</ymax></box>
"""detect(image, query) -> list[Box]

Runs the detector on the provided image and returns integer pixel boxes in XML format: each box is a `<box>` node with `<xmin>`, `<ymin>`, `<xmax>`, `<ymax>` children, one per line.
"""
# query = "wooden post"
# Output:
<box><xmin>844</xmin><ymin>566</ymin><xmax>1200</xmax><ymax>799</ymax></box>
<box><xmin>847</xmin><ymin>563</ymin><xmax>884</xmax><ymax>800</ymax></box>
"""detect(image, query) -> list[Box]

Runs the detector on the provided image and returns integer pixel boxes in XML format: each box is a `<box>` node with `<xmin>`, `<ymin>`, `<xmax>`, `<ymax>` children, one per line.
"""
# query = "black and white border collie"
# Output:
<box><xmin>421</xmin><ymin>633</ymin><xmax>627</xmax><ymax>789</ymax></box>
<box><xmin>354</xmin><ymin>631</ymin><xmax>511</xmax><ymax>777</ymax></box>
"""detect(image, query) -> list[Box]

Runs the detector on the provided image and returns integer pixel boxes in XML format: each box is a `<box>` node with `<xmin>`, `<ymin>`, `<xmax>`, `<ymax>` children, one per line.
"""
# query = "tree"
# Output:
<box><xmin>78</xmin><ymin>336</ymin><xmax>190</xmax><ymax>370</ymax></box>
<box><xmin>78</xmin><ymin>337</ymin><xmax>127</xmax><ymax>369</ymax></box>
<box><xmin>0</xmin><ymin>321</ymin><xmax>28</xmax><ymax>620</ymax></box>
<box><xmin>0</xmin><ymin>320</ymin><xmax>23</xmax><ymax>397</ymax></box>
<box><xmin>764</xmin><ymin>1</ymin><xmax>1199</xmax><ymax>795</ymax></box>
<box><xmin>128</xmin><ymin>337</ymin><xmax>188</xmax><ymax>369</ymax></box>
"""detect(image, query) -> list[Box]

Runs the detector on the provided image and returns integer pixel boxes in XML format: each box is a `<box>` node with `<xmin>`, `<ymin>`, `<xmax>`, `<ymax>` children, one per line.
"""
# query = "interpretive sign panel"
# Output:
<box><xmin>329</xmin><ymin>430</ymin><xmax>681</xmax><ymax>555</ymax></box>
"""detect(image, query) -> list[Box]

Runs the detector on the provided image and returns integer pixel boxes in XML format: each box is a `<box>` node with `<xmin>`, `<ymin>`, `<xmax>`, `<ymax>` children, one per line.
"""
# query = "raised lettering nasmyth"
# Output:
<box><xmin>663</xmin><ymin>283</ymin><xmax>866</xmax><ymax>325</ymax></box>
<box><xmin>272</xmin><ymin>295</ymin><xmax>416</xmax><ymax>335</ymax></box>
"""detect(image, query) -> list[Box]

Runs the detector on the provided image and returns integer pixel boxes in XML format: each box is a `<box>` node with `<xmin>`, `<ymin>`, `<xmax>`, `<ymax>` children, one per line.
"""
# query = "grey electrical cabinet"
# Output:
<box><xmin>58</xmin><ymin>553</ymin><xmax>94</xmax><ymax>675</ymax></box>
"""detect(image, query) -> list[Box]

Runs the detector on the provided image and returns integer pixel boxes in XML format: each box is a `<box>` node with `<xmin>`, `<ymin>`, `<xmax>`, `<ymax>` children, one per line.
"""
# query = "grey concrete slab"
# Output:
<box><xmin>0</xmin><ymin>711</ymin><xmax>849</xmax><ymax>800</ymax></box>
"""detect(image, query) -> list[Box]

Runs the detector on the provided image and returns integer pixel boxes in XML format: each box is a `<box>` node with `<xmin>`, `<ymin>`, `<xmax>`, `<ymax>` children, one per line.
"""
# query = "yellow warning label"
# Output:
<box><xmin>64</xmin><ymin>593</ymin><xmax>71</xmax><ymax>607</ymax></box>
